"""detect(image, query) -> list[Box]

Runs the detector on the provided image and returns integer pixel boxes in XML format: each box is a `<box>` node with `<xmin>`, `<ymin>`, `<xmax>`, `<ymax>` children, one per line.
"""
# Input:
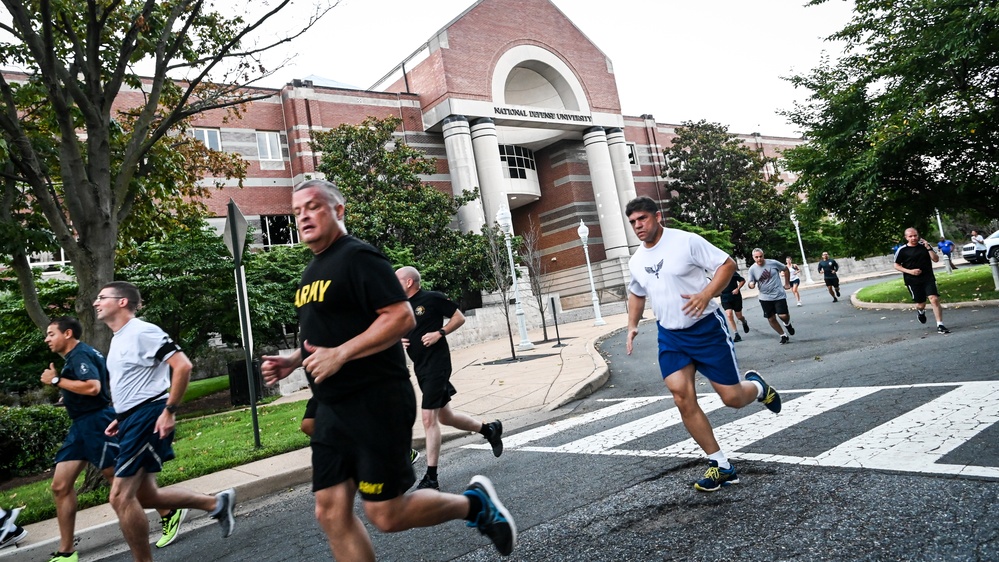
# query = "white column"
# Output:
<box><xmin>470</xmin><ymin>118</ymin><xmax>506</xmax><ymax>227</ymax></box>
<box><xmin>583</xmin><ymin>127</ymin><xmax>630</xmax><ymax>259</ymax></box>
<box><xmin>443</xmin><ymin>115</ymin><xmax>485</xmax><ymax>233</ymax></box>
<box><xmin>606</xmin><ymin>128</ymin><xmax>640</xmax><ymax>251</ymax></box>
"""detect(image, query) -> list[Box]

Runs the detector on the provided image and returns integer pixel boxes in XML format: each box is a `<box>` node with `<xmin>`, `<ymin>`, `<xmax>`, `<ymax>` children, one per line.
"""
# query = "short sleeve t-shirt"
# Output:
<box><xmin>296</xmin><ymin>235</ymin><xmax>410</xmax><ymax>404</ymax></box>
<box><xmin>747</xmin><ymin>259</ymin><xmax>788</xmax><ymax>301</ymax></box>
<box><xmin>818</xmin><ymin>259</ymin><xmax>839</xmax><ymax>279</ymax></box>
<box><xmin>107</xmin><ymin>318</ymin><xmax>178</xmax><ymax>413</ymax></box>
<box><xmin>894</xmin><ymin>244</ymin><xmax>935</xmax><ymax>284</ymax></box>
<box><xmin>60</xmin><ymin>342</ymin><xmax>112</xmax><ymax>419</ymax></box>
<box><xmin>405</xmin><ymin>289</ymin><xmax>459</xmax><ymax>376</ymax></box>
<box><xmin>627</xmin><ymin>228</ymin><xmax>730</xmax><ymax>330</ymax></box>
<box><xmin>719</xmin><ymin>272</ymin><xmax>745</xmax><ymax>304</ymax></box>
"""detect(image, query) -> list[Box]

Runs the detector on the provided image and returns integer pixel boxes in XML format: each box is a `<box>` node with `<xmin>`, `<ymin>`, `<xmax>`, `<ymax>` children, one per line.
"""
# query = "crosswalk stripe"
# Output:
<box><xmin>462</xmin><ymin>382</ymin><xmax>999</xmax><ymax>478</ymax></box>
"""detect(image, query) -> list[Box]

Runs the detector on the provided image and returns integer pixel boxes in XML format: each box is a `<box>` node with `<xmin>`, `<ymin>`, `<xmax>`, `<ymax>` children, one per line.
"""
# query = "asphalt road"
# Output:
<box><xmin>91</xmin><ymin>279</ymin><xmax>999</xmax><ymax>561</ymax></box>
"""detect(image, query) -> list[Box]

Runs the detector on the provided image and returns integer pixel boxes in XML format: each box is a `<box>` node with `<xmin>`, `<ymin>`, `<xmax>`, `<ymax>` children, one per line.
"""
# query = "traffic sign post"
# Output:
<box><xmin>224</xmin><ymin>199</ymin><xmax>262</xmax><ymax>448</ymax></box>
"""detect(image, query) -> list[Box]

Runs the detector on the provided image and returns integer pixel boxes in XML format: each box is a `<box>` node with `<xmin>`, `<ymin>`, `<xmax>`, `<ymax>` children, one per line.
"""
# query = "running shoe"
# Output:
<box><xmin>832</xmin><ymin>296</ymin><xmax>838</xmax><ymax>303</ymax></box>
<box><xmin>796</xmin><ymin>301</ymin><xmax>802</xmax><ymax>307</ymax></box>
<box><xmin>0</xmin><ymin>526</ymin><xmax>26</xmax><ymax>550</ymax></box>
<box><xmin>917</xmin><ymin>309</ymin><xmax>927</xmax><ymax>324</ymax></box>
<box><xmin>463</xmin><ymin>476</ymin><xmax>516</xmax><ymax>556</ymax></box>
<box><xmin>835</xmin><ymin>286</ymin><xmax>841</xmax><ymax>297</ymax></box>
<box><xmin>745</xmin><ymin>370</ymin><xmax>782</xmax><ymax>413</ymax></box>
<box><xmin>485</xmin><ymin>420</ymin><xmax>504</xmax><ymax>457</ymax></box>
<box><xmin>410</xmin><ymin>448</ymin><xmax>421</xmax><ymax>465</ymax></box>
<box><xmin>785</xmin><ymin>323</ymin><xmax>795</xmax><ymax>336</ymax></box>
<box><xmin>47</xmin><ymin>552</ymin><xmax>77</xmax><ymax>562</ymax></box>
<box><xmin>780</xmin><ymin>335</ymin><xmax>789</xmax><ymax>345</ymax></box>
<box><xmin>416</xmin><ymin>475</ymin><xmax>440</xmax><ymax>490</ymax></box>
<box><xmin>733</xmin><ymin>333</ymin><xmax>742</xmax><ymax>343</ymax></box>
<box><xmin>937</xmin><ymin>325</ymin><xmax>951</xmax><ymax>334</ymax></box>
<box><xmin>741</xmin><ymin>318</ymin><xmax>750</xmax><ymax>333</ymax></box>
<box><xmin>693</xmin><ymin>460</ymin><xmax>740</xmax><ymax>492</ymax></box>
<box><xmin>211</xmin><ymin>488</ymin><xmax>236</xmax><ymax>538</ymax></box>
<box><xmin>155</xmin><ymin>508</ymin><xmax>188</xmax><ymax>548</ymax></box>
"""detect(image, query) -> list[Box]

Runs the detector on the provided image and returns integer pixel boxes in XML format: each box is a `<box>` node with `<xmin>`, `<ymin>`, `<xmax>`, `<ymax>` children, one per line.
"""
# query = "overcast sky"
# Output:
<box><xmin>245</xmin><ymin>0</ymin><xmax>856</xmax><ymax>138</ymax></box>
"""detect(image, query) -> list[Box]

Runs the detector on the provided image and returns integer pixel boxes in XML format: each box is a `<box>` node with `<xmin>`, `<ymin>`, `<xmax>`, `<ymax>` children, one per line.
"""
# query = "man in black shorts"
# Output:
<box><xmin>817</xmin><ymin>252</ymin><xmax>841</xmax><ymax>302</ymax></box>
<box><xmin>396</xmin><ymin>266</ymin><xmax>503</xmax><ymax>490</ymax></box>
<box><xmin>719</xmin><ymin>270</ymin><xmax>750</xmax><ymax>342</ymax></box>
<box><xmin>261</xmin><ymin>179</ymin><xmax>516</xmax><ymax>558</ymax></box>
<box><xmin>894</xmin><ymin>227</ymin><xmax>950</xmax><ymax>334</ymax></box>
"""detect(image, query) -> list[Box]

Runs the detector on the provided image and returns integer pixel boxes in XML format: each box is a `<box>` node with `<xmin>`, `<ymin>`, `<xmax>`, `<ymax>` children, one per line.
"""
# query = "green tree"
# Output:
<box><xmin>0</xmin><ymin>0</ymin><xmax>335</xmax><ymax>351</ymax></box>
<box><xmin>244</xmin><ymin>244</ymin><xmax>313</xmax><ymax>350</ymax></box>
<box><xmin>0</xmin><ymin>278</ymin><xmax>76</xmax><ymax>398</ymax></box>
<box><xmin>662</xmin><ymin>120</ymin><xmax>793</xmax><ymax>260</ymax></box>
<box><xmin>783</xmin><ymin>0</ymin><xmax>999</xmax><ymax>255</ymax></box>
<box><xmin>311</xmin><ymin>116</ymin><xmax>491</xmax><ymax>301</ymax></box>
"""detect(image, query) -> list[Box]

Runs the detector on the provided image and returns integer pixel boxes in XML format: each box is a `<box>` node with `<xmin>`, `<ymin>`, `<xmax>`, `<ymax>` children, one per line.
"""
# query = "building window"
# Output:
<box><xmin>256</xmin><ymin>131</ymin><xmax>283</xmax><ymax>161</ymax></box>
<box><xmin>499</xmin><ymin>145</ymin><xmax>536</xmax><ymax>180</ymax></box>
<box><xmin>627</xmin><ymin>142</ymin><xmax>641</xmax><ymax>171</ymax></box>
<box><xmin>193</xmin><ymin>128</ymin><xmax>221</xmax><ymax>151</ymax></box>
<box><xmin>261</xmin><ymin>215</ymin><xmax>299</xmax><ymax>247</ymax></box>
<box><xmin>28</xmin><ymin>245</ymin><xmax>68</xmax><ymax>269</ymax></box>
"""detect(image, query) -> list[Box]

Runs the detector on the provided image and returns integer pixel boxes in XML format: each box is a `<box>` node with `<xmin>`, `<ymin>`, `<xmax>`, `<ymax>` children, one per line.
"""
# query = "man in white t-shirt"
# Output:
<box><xmin>747</xmin><ymin>248</ymin><xmax>796</xmax><ymax>344</ymax></box>
<box><xmin>624</xmin><ymin>197</ymin><xmax>782</xmax><ymax>493</ymax></box>
<box><xmin>95</xmin><ymin>281</ymin><xmax>236</xmax><ymax>561</ymax></box>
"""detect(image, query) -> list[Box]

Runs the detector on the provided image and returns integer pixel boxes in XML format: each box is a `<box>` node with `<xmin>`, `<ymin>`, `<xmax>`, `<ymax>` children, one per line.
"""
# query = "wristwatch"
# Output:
<box><xmin>51</xmin><ymin>376</ymin><xmax>61</xmax><ymax>387</ymax></box>
<box><xmin>438</xmin><ymin>329</ymin><xmax>447</xmax><ymax>337</ymax></box>
<box><xmin>165</xmin><ymin>404</ymin><xmax>179</xmax><ymax>414</ymax></box>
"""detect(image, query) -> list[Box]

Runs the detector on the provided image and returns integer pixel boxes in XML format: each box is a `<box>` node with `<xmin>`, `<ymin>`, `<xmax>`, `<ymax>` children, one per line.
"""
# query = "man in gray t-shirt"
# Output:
<box><xmin>746</xmin><ymin>248</ymin><xmax>796</xmax><ymax>344</ymax></box>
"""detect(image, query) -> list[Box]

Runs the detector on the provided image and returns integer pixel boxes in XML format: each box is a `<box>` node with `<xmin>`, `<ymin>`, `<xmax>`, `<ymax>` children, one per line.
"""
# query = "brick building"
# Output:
<box><xmin>182</xmin><ymin>0</ymin><xmax>803</xmax><ymax>310</ymax></box>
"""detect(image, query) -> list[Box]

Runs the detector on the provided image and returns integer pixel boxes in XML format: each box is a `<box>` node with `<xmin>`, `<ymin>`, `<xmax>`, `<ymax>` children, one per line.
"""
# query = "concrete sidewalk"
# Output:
<box><xmin>2</xmin><ymin>313</ymin><xmax>629</xmax><ymax>561</ymax></box>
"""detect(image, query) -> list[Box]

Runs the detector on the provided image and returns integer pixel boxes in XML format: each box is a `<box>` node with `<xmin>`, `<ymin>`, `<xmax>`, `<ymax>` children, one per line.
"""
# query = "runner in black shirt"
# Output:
<box><xmin>894</xmin><ymin>227</ymin><xmax>950</xmax><ymax>333</ymax></box>
<box><xmin>396</xmin><ymin>266</ymin><xmax>503</xmax><ymax>491</ymax></box>
<box><xmin>261</xmin><ymin>179</ymin><xmax>516</xmax><ymax>557</ymax></box>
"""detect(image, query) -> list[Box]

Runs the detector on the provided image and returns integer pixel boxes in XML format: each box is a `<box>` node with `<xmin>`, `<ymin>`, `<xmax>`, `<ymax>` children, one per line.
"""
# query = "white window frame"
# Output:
<box><xmin>256</xmin><ymin>131</ymin><xmax>283</xmax><ymax>161</ymax></box>
<box><xmin>193</xmin><ymin>128</ymin><xmax>222</xmax><ymax>151</ymax></box>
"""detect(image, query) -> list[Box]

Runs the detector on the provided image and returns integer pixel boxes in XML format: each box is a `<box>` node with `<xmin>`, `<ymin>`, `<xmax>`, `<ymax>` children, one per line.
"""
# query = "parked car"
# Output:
<box><xmin>962</xmin><ymin>229</ymin><xmax>999</xmax><ymax>264</ymax></box>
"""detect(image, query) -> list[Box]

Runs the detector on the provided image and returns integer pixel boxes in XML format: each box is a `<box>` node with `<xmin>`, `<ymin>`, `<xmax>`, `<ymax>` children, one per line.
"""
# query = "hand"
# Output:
<box><xmin>301</xmin><ymin>340</ymin><xmax>347</xmax><ymax>384</ymax></box>
<box><xmin>40</xmin><ymin>362</ymin><xmax>57</xmax><ymax>385</ymax></box>
<box><xmin>910</xmin><ymin>268</ymin><xmax>922</xmax><ymax>276</ymax></box>
<box><xmin>105</xmin><ymin>419</ymin><xmax>119</xmax><ymax>437</ymax></box>
<box><xmin>420</xmin><ymin>331</ymin><xmax>442</xmax><ymax>347</ymax></box>
<box><xmin>626</xmin><ymin>327</ymin><xmax>639</xmax><ymax>355</ymax></box>
<box><xmin>401</xmin><ymin>337</ymin><xmax>410</xmax><ymax>349</ymax></box>
<box><xmin>155</xmin><ymin>409</ymin><xmax>175</xmax><ymax>440</ymax></box>
<box><xmin>261</xmin><ymin>354</ymin><xmax>296</xmax><ymax>386</ymax></box>
<box><xmin>680</xmin><ymin>293</ymin><xmax>707</xmax><ymax>317</ymax></box>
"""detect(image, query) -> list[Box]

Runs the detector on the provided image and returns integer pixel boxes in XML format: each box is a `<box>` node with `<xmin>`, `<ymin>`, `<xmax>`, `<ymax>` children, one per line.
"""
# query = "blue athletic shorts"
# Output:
<box><xmin>657</xmin><ymin>310</ymin><xmax>741</xmax><ymax>386</ymax></box>
<box><xmin>114</xmin><ymin>400</ymin><xmax>175</xmax><ymax>478</ymax></box>
<box><xmin>54</xmin><ymin>407</ymin><xmax>119</xmax><ymax>470</ymax></box>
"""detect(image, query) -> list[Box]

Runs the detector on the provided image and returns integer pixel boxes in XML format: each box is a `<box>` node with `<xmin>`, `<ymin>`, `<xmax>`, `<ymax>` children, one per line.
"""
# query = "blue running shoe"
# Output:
<box><xmin>463</xmin><ymin>475</ymin><xmax>516</xmax><ymax>556</ymax></box>
<box><xmin>745</xmin><ymin>370</ymin><xmax>781</xmax><ymax>413</ymax></box>
<box><xmin>694</xmin><ymin>460</ymin><xmax>739</xmax><ymax>492</ymax></box>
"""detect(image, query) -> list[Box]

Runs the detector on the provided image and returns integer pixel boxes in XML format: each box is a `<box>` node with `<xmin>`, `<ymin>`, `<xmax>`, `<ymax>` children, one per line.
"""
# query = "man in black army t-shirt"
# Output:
<box><xmin>261</xmin><ymin>179</ymin><xmax>516</xmax><ymax>558</ymax></box>
<box><xmin>396</xmin><ymin>266</ymin><xmax>503</xmax><ymax>491</ymax></box>
<box><xmin>894</xmin><ymin>227</ymin><xmax>950</xmax><ymax>334</ymax></box>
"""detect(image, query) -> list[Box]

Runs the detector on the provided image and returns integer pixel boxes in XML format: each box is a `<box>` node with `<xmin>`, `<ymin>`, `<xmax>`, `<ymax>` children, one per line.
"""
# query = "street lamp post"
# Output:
<box><xmin>790</xmin><ymin>212</ymin><xmax>815</xmax><ymax>284</ymax></box>
<box><xmin>576</xmin><ymin>220</ymin><xmax>606</xmax><ymax>326</ymax></box>
<box><xmin>496</xmin><ymin>203</ymin><xmax>535</xmax><ymax>351</ymax></box>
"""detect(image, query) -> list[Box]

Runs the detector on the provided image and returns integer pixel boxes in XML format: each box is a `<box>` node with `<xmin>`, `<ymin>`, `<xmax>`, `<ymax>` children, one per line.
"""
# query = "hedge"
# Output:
<box><xmin>0</xmin><ymin>405</ymin><xmax>71</xmax><ymax>481</ymax></box>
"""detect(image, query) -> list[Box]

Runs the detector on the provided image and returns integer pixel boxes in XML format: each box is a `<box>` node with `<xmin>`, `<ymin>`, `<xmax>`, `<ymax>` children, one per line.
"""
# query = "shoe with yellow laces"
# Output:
<box><xmin>694</xmin><ymin>461</ymin><xmax>740</xmax><ymax>492</ymax></box>
<box><xmin>745</xmin><ymin>370</ymin><xmax>781</xmax><ymax>414</ymax></box>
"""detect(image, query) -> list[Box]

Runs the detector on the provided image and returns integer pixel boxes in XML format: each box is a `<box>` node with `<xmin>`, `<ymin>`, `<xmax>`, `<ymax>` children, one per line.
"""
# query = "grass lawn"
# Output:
<box><xmin>183</xmin><ymin>375</ymin><xmax>231</xmax><ymax>402</ymax></box>
<box><xmin>1</xmin><ymin>400</ymin><xmax>310</xmax><ymax>526</ymax></box>
<box><xmin>855</xmin><ymin>263</ymin><xmax>999</xmax><ymax>304</ymax></box>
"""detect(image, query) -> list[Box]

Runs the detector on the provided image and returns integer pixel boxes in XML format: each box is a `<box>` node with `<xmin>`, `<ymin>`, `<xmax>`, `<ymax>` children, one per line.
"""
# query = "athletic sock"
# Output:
<box><xmin>750</xmin><ymin>380</ymin><xmax>764</xmax><ymax>399</ymax></box>
<box><xmin>708</xmin><ymin>450</ymin><xmax>731</xmax><ymax>470</ymax></box>
<box><xmin>426</xmin><ymin>466</ymin><xmax>438</xmax><ymax>479</ymax></box>
<box><xmin>464</xmin><ymin>493</ymin><xmax>483</xmax><ymax>522</ymax></box>
<box><xmin>478</xmin><ymin>423</ymin><xmax>492</xmax><ymax>439</ymax></box>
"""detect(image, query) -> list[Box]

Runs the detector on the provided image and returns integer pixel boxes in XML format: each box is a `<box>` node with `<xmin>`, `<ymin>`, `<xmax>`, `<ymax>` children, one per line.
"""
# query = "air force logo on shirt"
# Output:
<box><xmin>414</xmin><ymin>305</ymin><xmax>426</xmax><ymax>316</ymax></box>
<box><xmin>645</xmin><ymin>259</ymin><xmax>664</xmax><ymax>279</ymax></box>
<box><xmin>80</xmin><ymin>363</ymin><xmax>89</xmax><ymax>374</ymax></box>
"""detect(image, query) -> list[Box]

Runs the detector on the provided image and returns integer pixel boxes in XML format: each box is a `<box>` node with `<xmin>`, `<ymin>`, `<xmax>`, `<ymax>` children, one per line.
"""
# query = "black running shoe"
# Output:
<box><xmin>211</xmin><ymin>489</ymin><xmax>236</xmax><ymax>538</ymax></box>
<box><xmin>0</xmin><ymin>525</ymin><xmax>27</xmax><ymax>550</ymax></box>
<box><xmin>937</xmin><ymin>325</ymin><xmax>951</xmax><ymax>334</ymax></box>
<box><xmin>416</xmin><ymin>475</ymin><xmax>440</xmax><ymax>490</ymax></box>
<box><xmin>485</xmin><ymin>420</ymin><xmax>503</xmax><ymax>457</ymax></box>
<box><xmin>917</xmin><ymin>309</ymin><xmax>927</xmax><ymax>324</ymax></box>
<box><xmin>835</xmin><ymin>286</ymin><xmax>841</xmax><ymax>297</ymax></box>
<box><xmin>833</xmin><ymin>296</ymin><xmax>838</xmax><ymax>303</ymax></box>
<box><xmin>745</xmin><ymin>370</ymin><xmax>781</xmax><ymax>413</ymax></box>
<box><xmin>734</xmin><ymin>333</ymin><xmax>742</xmax><ymax>342</ymax></box>
<box><xmin>464</xmin><ymin>476</ymin><xmax>516</xmax><ymax>556</ymax></box>
<box><xmin>741</xmin><ymin>318</ymin><xmax>750</xmax><ymax>333</ymax></box>
<box><xmin>785</xmin><ymin>323</ymin><xmax>795</xmax><ymax>336</ymax></box>
<box><xmin>780</xmin><ymin>335</ymin><xmax>789</xmax><ymax>345</ymax></box>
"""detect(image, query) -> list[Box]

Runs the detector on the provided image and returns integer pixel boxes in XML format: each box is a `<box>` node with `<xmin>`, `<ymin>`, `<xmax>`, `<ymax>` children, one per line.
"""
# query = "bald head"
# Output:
<box><xmin>395</xmin><ymin>266</ymin><xmax>421</xmax><ymax>297</ymax></box>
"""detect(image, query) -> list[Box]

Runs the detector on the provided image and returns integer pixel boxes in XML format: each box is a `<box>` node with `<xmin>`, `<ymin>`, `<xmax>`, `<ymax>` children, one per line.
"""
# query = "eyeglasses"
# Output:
<box><xmin>94</xmin><ymin>295</ymin><xmax>123</xmax><ymax>301</ymax></box>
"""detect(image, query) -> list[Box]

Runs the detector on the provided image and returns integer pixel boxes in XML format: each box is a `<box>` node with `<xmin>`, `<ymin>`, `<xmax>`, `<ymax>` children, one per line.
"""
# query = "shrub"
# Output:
<box><xmin>0</xmin><ymin>405</ymin><xmax>71</xmax><ymax>481</ymax></box>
